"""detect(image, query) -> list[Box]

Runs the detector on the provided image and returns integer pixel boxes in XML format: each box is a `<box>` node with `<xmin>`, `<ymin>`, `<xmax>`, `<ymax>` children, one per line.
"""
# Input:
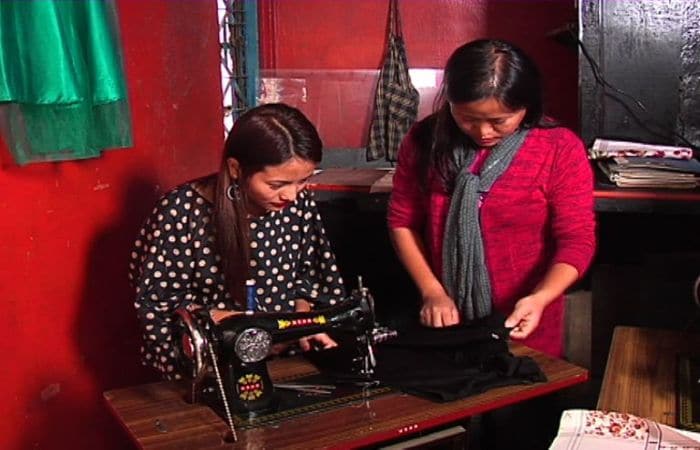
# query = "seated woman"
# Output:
<box><xmin>129</xmin><ymin>103</ymin><xmax>346</xmax><ymax>379</ymax></box>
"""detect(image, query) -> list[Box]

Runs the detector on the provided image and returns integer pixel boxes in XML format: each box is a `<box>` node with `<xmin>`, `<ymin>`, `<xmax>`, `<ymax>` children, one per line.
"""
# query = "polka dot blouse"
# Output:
<box><xmin>128</xmin><ymin>179</ymin><xmax>346</xmax><ymax>379</ymax></box>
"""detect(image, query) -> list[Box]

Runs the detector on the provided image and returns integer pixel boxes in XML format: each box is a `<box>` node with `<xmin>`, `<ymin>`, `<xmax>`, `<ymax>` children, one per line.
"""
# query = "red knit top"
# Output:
<box><xmin>387</xmin><ymin>126</ymin><xmax>596</xmax><ymax>357</ymax></box>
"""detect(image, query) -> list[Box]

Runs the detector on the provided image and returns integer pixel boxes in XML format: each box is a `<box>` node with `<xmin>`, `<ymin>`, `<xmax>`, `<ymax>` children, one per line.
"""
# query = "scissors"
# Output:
<box><xmin>273</xmin><ymin>383</ymin><xmax>335</xmax><ymax>395</ymax></box>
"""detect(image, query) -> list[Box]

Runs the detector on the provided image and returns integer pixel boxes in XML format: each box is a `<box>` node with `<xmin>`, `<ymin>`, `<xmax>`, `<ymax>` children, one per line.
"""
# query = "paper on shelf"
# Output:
<box><xmin>589</xmin><ymin>139</ymin><xmax>694</xmax><ymax>160</ymax></box>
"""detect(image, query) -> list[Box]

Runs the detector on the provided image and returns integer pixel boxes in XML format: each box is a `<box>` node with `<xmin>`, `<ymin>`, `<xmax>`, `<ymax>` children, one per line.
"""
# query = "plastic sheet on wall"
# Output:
<box><xmin>257</xmin><ymin>69</ymin><xmax>442</xmax><ymax>149</ymax></box>
<box><xmin>258</xmin><ymin>78</ymin><xmax>308</xmax><ymax>106</ymax></box>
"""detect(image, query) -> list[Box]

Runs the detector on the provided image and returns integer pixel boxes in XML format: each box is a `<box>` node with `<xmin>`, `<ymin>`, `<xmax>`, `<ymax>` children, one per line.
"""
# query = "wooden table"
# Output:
<box><xmin>309</xmin><ymin>168</ymin><xmax>395</xmax><ymax>194</ymax></box>
<box><xmin>597</xmin><ymin>326</ymin><xmax>700</xmax><ymax>426</ymax></box>
<box><xmin>308</xmin><ymin>167</ymin><xmax>700</xmax><ymax>213</ymax></box>
<box><xmin>104</xmin><ymin>344</ymin><xmax>587</xmax><ymax>449</ymax></box>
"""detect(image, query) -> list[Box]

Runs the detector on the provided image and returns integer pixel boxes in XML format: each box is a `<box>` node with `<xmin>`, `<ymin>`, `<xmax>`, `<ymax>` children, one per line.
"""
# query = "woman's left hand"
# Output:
<box><xmin>504</xmin><ymin>294</ymin><xmax>547</xmax><ymax>339</ymax></box>
<box><xmin>293</xmin><ymin>299</ymin><xmax>337</xmax><ymax>351</ymax></box>
<box><xmin>299</xmin><ymin>333</ymin><xmax>337</xmax><ymax>351</ymax></box>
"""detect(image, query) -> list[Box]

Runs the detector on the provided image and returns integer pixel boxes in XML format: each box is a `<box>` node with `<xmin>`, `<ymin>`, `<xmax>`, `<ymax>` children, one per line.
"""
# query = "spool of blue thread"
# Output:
<box><xmin>245</xmin><ymin>279</ymin><xmax>257</xmax><ymax>312</ymax></box>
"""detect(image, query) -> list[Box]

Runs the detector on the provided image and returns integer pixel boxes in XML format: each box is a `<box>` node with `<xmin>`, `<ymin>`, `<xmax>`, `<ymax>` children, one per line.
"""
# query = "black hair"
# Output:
<box><xmin>417</xmin><ymin>39</ymin><xmax>555</xmax><ymax>191</ymax></box>
<box><xmin>214</xmin><ymin>103</ymin><xmax>323</xmax><ymax>306</ymax></box>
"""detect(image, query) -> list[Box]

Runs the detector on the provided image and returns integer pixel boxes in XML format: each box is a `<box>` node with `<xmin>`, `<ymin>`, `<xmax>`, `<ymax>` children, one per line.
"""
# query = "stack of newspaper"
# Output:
<box><xmin>589</xmin><ymin>139</ymin><xmax>700</xmax><ymax>189</ymax></box>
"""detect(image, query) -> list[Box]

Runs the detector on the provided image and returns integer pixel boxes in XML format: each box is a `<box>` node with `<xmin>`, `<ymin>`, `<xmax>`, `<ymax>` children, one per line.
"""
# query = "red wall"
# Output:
<box><xmin>0</xmin><ymin>1</ymin><xmax>223</xmax><ymax>449</ymax></box>
<box><xmin>0</xmin><ymin>1</ymin><xmax>577</xmax><ymax>449</ymax></box>
<box><xmin>259</xmin><ymin>0</ymin><xmax>578</xmax><ymax>148</ymax></box>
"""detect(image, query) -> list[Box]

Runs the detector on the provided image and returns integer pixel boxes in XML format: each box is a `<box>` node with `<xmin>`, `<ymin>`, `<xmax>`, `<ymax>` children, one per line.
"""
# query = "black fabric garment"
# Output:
<box><xmin>310</xmin><ymin>314</ymin><xmax>547</xmax><ymax>402</ymax></box>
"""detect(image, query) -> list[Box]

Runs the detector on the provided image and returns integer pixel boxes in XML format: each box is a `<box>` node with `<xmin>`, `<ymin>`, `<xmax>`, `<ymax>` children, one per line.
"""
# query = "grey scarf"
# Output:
<box><xmin>442</xmin><ymin>129</ymin><xmax>529</xmax><ymax>320</ymax></box>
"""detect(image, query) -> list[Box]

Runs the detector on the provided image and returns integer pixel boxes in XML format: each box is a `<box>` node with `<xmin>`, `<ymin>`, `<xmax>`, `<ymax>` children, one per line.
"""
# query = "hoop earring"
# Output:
<box><xmin>226</xmin><ymin>182</ymin><xmax>241</xmax><ymax>201</ymax></box>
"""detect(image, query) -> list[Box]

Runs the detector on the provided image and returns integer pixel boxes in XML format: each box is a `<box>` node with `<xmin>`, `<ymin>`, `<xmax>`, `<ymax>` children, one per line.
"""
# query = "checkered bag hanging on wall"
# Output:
<box><xmin>366</xmin><ymin>0</ymin><xmax>420</xmax><ymax>162</ymax></box>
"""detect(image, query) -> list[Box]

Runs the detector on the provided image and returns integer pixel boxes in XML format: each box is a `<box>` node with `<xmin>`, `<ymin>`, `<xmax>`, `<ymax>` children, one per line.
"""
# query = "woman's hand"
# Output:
<box><xmin>388</xmin><ymin>228</ymin><xmax>459</xmax><ymax>327</ymax></box>
<box><xmin>504</xmin><ymin>294</ymin><xmax>547</xmax><ymax>339</ymax></box>
<box><xmin>293</xmin><ymin>298</ymin><xmax>337</xmax><ymax>351</ymax></box>
<box><xmin>299</xmin><ymin>333</ymin><xmax>337</xmax><ymax>351</ymax></box>
<box><xmin>505</xmin><ymin>263</ymin><xmax>580</xmax><ymax>339</ymax></box>
<box><xmin>420</xmin><ymin>289</ymin><xmax>460</xmax><ymax>327</ymax></box>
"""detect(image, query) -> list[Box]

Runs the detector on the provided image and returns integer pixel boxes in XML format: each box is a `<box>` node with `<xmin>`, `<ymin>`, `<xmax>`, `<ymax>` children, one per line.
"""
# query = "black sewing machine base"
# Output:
<box><xmin>216</xmin><ymin>373</ymin><xmax>393</xmax><ymax>430</ymax></box>
<box><xmin>678</xmin><ymin>354</ymin><xmax>700</xmax><ymax>432</ymax></box>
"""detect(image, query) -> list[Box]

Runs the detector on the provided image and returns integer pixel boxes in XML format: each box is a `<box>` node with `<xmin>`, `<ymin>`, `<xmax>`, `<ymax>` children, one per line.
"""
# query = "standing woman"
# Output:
<box><xmin>388</xmin><ymin>39</ymin><xmax>595</xmax><ymax>357</ymax></box>
<box><xmin>130</xmin><ymin>103</ymin><xmax>346</xmax><ymax>379</ymax></box>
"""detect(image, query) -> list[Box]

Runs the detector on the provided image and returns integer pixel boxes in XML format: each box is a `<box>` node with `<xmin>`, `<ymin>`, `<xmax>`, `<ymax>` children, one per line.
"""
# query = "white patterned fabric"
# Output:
<box><xmin>549</xmin><ymin>409</ymin><xmax>700</xmax><ymax>449</ymax></box>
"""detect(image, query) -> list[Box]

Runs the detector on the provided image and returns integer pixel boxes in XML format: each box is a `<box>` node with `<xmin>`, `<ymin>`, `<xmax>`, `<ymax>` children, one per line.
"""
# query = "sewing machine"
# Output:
<box><xmin>173</xmin><ymin>282</ymin><xmax>394</xmax><ymax>432</ymax></box>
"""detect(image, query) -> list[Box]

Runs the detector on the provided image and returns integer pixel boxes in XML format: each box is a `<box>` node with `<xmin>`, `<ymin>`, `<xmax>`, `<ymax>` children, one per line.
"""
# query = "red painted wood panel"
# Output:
<box><xmin>0</xmin><ymin>1</ymin><xmax>223</xmax><ymax>449</ymax></box>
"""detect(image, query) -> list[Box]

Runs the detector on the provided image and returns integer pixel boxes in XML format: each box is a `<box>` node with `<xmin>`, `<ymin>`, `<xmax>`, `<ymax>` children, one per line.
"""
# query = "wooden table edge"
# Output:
<box><xmin>329</xmin><ymin>370</ymin><xmax>589</xmax><ymax>449</ymax></box>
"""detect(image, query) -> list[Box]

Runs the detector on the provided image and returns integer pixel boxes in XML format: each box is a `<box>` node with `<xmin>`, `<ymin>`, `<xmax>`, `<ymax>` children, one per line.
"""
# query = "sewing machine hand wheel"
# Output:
<box><xmin>234</xmin><ymin>327</ymin><xmax>272</xmax><ymax>363</ymax></box>
<box><xmin>174</xmin><ymin>308</ymin><xmax>210</xmax><ymax>385</ymax></box>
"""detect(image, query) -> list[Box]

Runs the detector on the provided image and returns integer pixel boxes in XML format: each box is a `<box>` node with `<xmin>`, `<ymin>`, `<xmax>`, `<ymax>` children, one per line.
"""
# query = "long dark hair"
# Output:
<box><xmin>416</xmin><ymin>39</ymin><xmax>554</xmax><ymax>191</ymax></box>
<box><xmin>214</xmin><ymin>103</ymin><xmax>323</xmax><ymax>306</ymax></box>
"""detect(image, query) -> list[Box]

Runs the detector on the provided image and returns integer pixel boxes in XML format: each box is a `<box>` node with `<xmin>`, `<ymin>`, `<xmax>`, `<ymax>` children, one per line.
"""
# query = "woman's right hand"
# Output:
<box><xmin>388</xmin><ymin>228</ymin><xmax>460</xmax><ymax>328</ymax></box>
<box><xmin>420</xmin><ymin>290</ymin><xmax>460</xmax><ymax>327</ymax></box>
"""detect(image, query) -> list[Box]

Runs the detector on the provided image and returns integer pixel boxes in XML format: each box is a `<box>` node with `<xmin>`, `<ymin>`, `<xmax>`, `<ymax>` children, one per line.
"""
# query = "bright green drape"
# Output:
<box><xmin>0</xmin><ymin>0</ymin><xmax>132</xmax><ymax>165</ymax></box>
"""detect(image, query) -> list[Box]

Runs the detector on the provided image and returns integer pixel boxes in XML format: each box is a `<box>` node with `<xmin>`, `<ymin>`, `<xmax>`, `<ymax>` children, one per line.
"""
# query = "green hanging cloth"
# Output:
<box><xmin>0</xmin><ymin>0</ymin><xmax>133</xmax><ymax>165</ymax></box>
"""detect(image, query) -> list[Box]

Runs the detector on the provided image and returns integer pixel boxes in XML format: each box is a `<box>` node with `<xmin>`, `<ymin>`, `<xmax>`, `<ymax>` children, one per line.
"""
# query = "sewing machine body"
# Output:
<box><xmin>174</xmin><ymin>288</ymin><xmax>388</xmax><ymax>418</ymax></box>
